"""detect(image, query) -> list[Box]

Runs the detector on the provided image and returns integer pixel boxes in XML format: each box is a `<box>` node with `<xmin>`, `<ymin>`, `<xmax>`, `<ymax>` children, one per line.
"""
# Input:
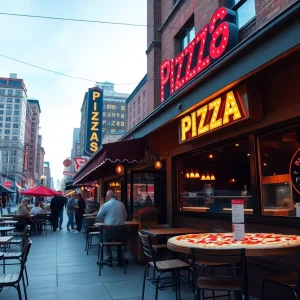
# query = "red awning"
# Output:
<box><xmin>73</xmin><ymin>138</ymin><xmax>146</xmax><ymax>184</ymax></box>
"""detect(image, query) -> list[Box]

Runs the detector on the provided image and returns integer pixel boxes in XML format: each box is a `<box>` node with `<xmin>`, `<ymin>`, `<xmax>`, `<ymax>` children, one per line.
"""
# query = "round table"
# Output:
<box><xmin>3</xmin><ymin>220</ymin><xmax>17</xmax><ymax>226</ymax></box>
<box><xmin>0</xmin><ymin>226</ymin><xmax>15</xmax><ymax>236</ymax></box>
<box><xmin>167</xmin><ymin>234</ymin><xmax>300</xmax><ymax>256</ymax></box>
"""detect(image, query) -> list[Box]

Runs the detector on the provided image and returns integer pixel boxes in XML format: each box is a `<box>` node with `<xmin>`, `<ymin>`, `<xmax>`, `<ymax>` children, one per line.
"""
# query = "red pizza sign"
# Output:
<box><xmin>290</xmin><ymin>148</ymin><xmax>300</xmax><ymax>194</ymax></box>
<box><xmin>4</xmin><ymin>181</ymin><xmax>12</xmax><ymax>188</ymax></box>
<box><xmin>74</xmin><ymin>157</ymin><xmax>88</xmax><ymax>172</ymax></box>
<box><xmin>160</xmin><ymin>7</ymin><xmax>238</xmax><ymax>102</ymax></box>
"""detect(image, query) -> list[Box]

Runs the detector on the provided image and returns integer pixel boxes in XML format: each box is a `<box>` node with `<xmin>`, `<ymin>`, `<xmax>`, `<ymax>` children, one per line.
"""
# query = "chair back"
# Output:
<box><xmin>35</xmin><ymin>214</ymin><xmax>47</xmax><ymax>223</ymax></box>
<box><xmin>86</xmin><ymin>217</ymin><xmax>97</xmax><ymax>227</ymax></box>
<box><xmin>190</xmin><ymin>247</ymin><xmax>247</xmax><ymax>293</ymax></box>
<box><xmin>145</xmin><ymin>223</ymin><xmax>170</xmax><ymax>229</ymax></box>
<box><xmin>100</xmin><ymin>225</ymin><xmax>127</xmax><ymax>244</ymax></box>
<box><xmin>138</xmin><ymin>231</ymin><xmax>157</xmax><ymax>266</ymax></box>
<box><xmin>17</xmin><ymin>238</ymin><xmax>32</xmax><ymax>282</ymax></box>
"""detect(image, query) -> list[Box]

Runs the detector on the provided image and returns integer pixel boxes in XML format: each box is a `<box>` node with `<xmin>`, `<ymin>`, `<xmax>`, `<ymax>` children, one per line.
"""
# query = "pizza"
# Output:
<box><xmin>168</xmin><ymin>233</ymin><xmax>300</xmax><ymax>249</ymax></box>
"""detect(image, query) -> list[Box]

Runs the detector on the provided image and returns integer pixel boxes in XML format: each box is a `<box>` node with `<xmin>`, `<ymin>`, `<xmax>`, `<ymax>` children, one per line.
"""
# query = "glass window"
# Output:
<box><xmin>0</xmin><ymin>123</ymin><xmax>2</xmax><ymax>128</ymax></box>
<box><xmin>5</xmin><ymin>123</ymin><xmax>10</xmax><ymax>128</ymax></box>
<box><xmin>12</xmin><ymin>130</ymin><xmax>18</xmax><ymax>135</ymax></box>
<box><xmin>0</xmin><ymin>117</ymin><xmax>3</xmax><ymax>121</ymax></box>
<box><xmin>12</xmin><ymin>136</ymin><xmax>18</xmax><ymax>141</ymax></box>
<box><xmin>13</xmin><ymin>117</ymin><xmax>19</xmax><ymax>122</ymax></box>
<box><xmin>121</xmin><ymin>105</ymin><xmax>125</xmax><ymax>111</ymax></box>
<box><xmin>14</xmin><ymin>111</ymin><xmax>19</xmax><ymax>116</ymax></box>
<box><xmin>7</xmin><ymin>90</ymin><xmax>13</xmax><ymax>95</ymax></box>
<box><xmin>13</xmin><ymin>124</ymin><xmax>18</xmax><ymax>128</ymax></box>
<box><xmin>0</xmin><ymin>97</ymin><xmax>4</xmax><ymax>103</ymax></box>
<box><xmin>143</xmin><ymin>90</ymin><xmax>146</xmax><ymax>100</ymax></box>
<box><xmin>6</xmin><ymin>104</ymin><xmax>12</xmax><ymax>109</ymax></box>
<box><xmin>177</xmin><ymin>140</ymin><xmax>252</xmax><ymax>214</ymax></box>
<box><xmin>16</xmin><ymin>90</ymin><xmax>22</xmax><ymax>96</ymax></box>
<box><xmin>0</xmin><ymin>90</ymin><xmax>5</xmax><ymax>95</ymax></box>
<box><xmin>4</xmin><ymin>129</ymin><xmax>10</xmax><ymax>134</ymax></box>
<box><xmin>0</xmin><ymin>104</ymin><xmax>4</xmax><ymax>109</ymax></box>
<box><xmin>0</xmin><ymin>110</ymin><xmax>3</xmax><ymax>115</ymax></box>
<box><xmin>7</xmin><ymin>98</ymin><xmax>12</xmax><ymax>103</ymax></box>
<box><xmin>259</xmin><ymin>126</ymin><xmax>300</xmax><ymax>217</ymax></box>
<box><xmin>4</xmin><ymin>136</ymin><xmax>9</xmax><ymax>140</ymax></box>
<box><xmin>121</xmin><ymin>114</ymin><xmax>124</xmax><ymax>119</ymax></box>
<box><xmin>14</xmin><ymin>104</ymin><xmax>20</xmax><ymax>110</ymax></box>
<box><xmin>229</xmin><ymin>0</ymin><xmax>256</xmax><ymax>28</ymax></box>
<box><xmin>179</xmin><ymin>24</ymin><xmax>195</xmax><ymax>52</ymax></box>
<box><xmin>6</xmin><ymin>117</ymin><xmax>11</xmax><ymax>122</ymax></box>
<box><xmin>6</xmin><ymin>110</ymin><xmax>12</xmax><ymax>115</ymax></box>
<box><xmin>15</xmin><ymin>98</ymin><xmax>20</xmax><ymax>103</ymax></box>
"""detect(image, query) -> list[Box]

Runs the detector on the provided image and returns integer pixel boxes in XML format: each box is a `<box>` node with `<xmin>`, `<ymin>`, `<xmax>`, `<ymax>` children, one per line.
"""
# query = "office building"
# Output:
<box><xmin>70</xmin><ymin>128</ymin><xmax>80</xmax><ymax>172</ymax></box>
<box><xmin>0</xmin><ymin>74</ymin><xmax>27</xmax><ymax>184</ymax></box>
<box><xmin>36</xmin><ymin>135</ymin><xmax>45</xmax><ymax>182</ymax></box>
<box><xmin>43</xmin><ymin>162</ymin><xmax>51</xmax><ymax>188</ymax></box>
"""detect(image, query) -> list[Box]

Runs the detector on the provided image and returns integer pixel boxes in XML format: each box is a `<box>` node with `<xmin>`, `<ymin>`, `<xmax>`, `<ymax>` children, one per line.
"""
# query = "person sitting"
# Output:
<box><xmin>16</xmin><ymin>198</ymin><xmax>33</xmax><ymax>230</ymax></box>
<box><xmin>97</xmin><ymin>190</ymin><xmax>127</xmax><ymax>266</ymax></box>
<box><xmin>31</xmin><ymin>202</ymin><xmax>43</xmax><ymax>215</ymax></box>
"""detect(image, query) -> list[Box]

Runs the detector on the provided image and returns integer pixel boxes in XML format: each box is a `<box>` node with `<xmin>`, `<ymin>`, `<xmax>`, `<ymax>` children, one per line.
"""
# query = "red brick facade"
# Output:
<box><xmin>142</xmin><ymin>0</ymin><xmax>297</xmax><ymax>121</ymax></box>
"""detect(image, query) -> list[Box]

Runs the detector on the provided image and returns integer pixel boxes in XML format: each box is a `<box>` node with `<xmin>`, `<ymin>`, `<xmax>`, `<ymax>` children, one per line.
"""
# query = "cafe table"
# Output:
<box><xmin>3</xmin><ymin>220</ymin><xmax>18</xmax><ymax>226</ymax></box>
<box><xmin>0</xmin><ymin>226</ymin><xmax>15</xmax><ymax>236</ymax></box>
<box><xmin>0</xmin><ymin>217</ymin><xmax>14</xmax><ymax>220</ymax></box>
<box><xmin>0</xmin><ymin>236</ymin><xmax>14</xmax><ymax>246</ymax></box>
<box><xmin>167</xmin><ymin>233</ymin><xmax>300</xmax><ymax>299</ymax></box>
<box><xmin>141</xmin><ymin>228</ymin><xmax>206</xmax><ymax>238</ymax></box>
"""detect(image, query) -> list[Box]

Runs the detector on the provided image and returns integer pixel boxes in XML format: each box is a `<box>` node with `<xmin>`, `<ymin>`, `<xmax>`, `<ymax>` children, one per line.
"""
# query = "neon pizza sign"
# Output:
<box><xmin>160</xmin><ymin>7</ymin><xmax>238</xmax><ymax>102</ymax></box>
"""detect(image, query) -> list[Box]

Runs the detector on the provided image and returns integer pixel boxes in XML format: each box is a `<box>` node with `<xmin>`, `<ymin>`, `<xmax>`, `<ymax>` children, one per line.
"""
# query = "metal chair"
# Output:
<box><xmin>85</xmin><ymin>217</ymin><xmax>100</xmax><ymax>255</ymax></box>
<box><xmin>0</xmin><ymin>239</ymin><xmax>32</xmax><ymax>300</ymax></box>
<box><xmin>190</xmin><ymin>247</ymin><xmax>248</xmax><ymax>300</ymax></box>
<box><xmin>33</xmin><ymin>214</ymin><xmax>48</xmax><ymax>235</ymax></box>
<box><xmin>98</xmin><ymin>225</ymin><xmax>127</xmax><ymax>275</ymax></box>
<box><xmin>139</xmin><ymin>231</ymin><xmax>192</xmax><ymax>300</ymax></box>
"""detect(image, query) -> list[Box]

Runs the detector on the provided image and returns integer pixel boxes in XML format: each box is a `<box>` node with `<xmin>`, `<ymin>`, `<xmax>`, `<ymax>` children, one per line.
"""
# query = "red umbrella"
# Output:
<box><xmin>20</xmin><ymin>186</ymin><xmax>60</xmax><ymax>197</ymax></box>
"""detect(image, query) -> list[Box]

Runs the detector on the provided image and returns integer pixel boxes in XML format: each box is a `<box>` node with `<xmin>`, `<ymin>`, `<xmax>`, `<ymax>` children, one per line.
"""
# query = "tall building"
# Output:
<box><xmin>36</xmin><ymin>135</ymin><xmax>45</xmax><ymax>182</ymax></box>
<box><xmin>80</xmin><ymin>82</ymin><xmax>128</xmax><ymax>156</ymax></box>
<box><xmin>43</xmin><ymin>162</ymin><xmax>51</xmax><ymax>188</ymax></box>
<box><xmin>0</xmin><ymin>74</ymin><xmax>27</xmax><ymax>184</ymax></box>
<box><xmin>70</xmin><ymin>128</ymin><xmax>80</xmax><ymax>172</ymax></box>
<box><xmin>126</xmin><ymin>75</ymin><xmax>147</xmax><ymax>131</ymax></box>
<box><xmin>27</xmin><ymin>99</ymin><xmax>41</xmax><ymax>182</ymax></box>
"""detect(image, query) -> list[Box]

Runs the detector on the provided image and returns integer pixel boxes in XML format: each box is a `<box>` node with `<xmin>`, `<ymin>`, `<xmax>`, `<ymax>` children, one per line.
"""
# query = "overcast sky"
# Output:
<box><xmin>0</xmin><ymin>0</ymin><xmax>147</xmax><ymax>182</ymax></box>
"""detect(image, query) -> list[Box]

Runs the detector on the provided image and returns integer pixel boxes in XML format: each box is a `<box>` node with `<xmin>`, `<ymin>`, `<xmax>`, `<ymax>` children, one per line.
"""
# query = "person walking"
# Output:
<box><xmin>6</xmin><ymin>195</ymin><xmax>12</xmax><ymax>214</ymax></box>
<box><xmin>50</xmin><ymin>193</ymin><xmax>65</xmax><ymax>232</ymax></box>
<box><xmin>97</xmin><ymin>190</ymin><xmax>127</xmax><ymax>266</ymax></box>
<box><xmin>58</xmin><ymin>195</ymin><xmax>67</xmax><ymax>230</ymax></box>
<box><xmin>74</xmin><ymin>193</ymin><xmax>85</xmax><ymax>233</ymax></box>
<box><xmin>66</xmin><ymin>194</ymin><xmax>76</xmax><ymax>231</ymax></box>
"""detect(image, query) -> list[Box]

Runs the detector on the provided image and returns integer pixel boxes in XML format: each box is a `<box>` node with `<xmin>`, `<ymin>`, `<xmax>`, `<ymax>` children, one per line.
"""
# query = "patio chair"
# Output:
<box><xmin>139</xmin><ymin>231</ymin><xmax>192</xmax><ymax>300</ymax></box>
<box><xmin>7</xmin><ymin>225</ymin><xmax>29</xmax><ymax>251</ymax></box>
<box><xmin>0</xmin><ymin>239</ymin><xmax>32</xmax><ymax>300</ymax></box>
<box><xmin>98</xmin><ymin>225</ymin><xmax>127</xmax><ymax>275</ymax></box>
<box><xmin>85</xmin><ymin>217</ymin><xmax>100</xmax><ymax>255</ymax></box>
<box><xmin>261</xmin><ymin>255</ymin><xmax>300</xmax><ymax>300</ymax></box>
<box><xmin>34</xmin><ymin>214</ymin><xmax>48</xmax><ymax>235</ymax></box>
<box><xmin>190</xmin><ymin>247</ymin><xmax>248</xmax><ymax>300</ymax></box>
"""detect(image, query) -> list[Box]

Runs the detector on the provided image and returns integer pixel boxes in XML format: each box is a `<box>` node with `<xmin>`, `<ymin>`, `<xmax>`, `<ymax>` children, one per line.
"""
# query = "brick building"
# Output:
<box><xmin>36</xmin><ymin>135</ymin><xmax>45</xmax><ymax>182</ymax></box>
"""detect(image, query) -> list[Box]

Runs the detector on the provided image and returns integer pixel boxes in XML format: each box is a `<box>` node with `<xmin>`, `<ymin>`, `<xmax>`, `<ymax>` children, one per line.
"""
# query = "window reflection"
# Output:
<box><xmin>177</xmin><ymin>140</ymin><xmax>252</xmax><ymax>214</ymax></box>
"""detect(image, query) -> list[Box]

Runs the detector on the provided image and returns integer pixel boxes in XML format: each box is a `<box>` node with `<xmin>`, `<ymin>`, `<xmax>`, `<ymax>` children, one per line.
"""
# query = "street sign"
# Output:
<box><xmin>4</xmin><ymin>181</ymin><xmax>12</xmax><ymax>188</ymax></box>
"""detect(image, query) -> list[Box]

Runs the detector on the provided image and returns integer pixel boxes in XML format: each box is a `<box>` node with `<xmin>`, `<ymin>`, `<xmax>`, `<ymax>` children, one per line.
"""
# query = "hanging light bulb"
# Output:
<box><xmin>112</xmin><ymin>182</ymin><xmax>116</xmax><ymax>187</ymax></box>
<box><xmin>201</xmin><ymin>175</ymin><xmax>206</xmax><ymax>180</ymax></box>
<box><xmin>195</xmin><ymin>171</ymin><xmax>200</xmax><ymax>178</ymax></box>
<box><xmin>211</xmin><ymin>174</ymin><xmax>216</xmax><ymax>180</ymax></box>
<box><xmin>116</xmin><ymin>182</ymin><xmax>119</xmax><ymax>187</ymax></box>
<box><xmin>186</xmin><ymin>172</ymin><xmax>190</xmax><ymax>179</ymax></box>
<box><xmin>116</xmin><ymin>164</ymin><xmax>124</xmax><ymax>174</ymax></box>
<box><xmin>154</xmin><ymin>160</ymin><xmax>162</xmax><ymax>170</ymax></box>
<box><xmin>206</xmin><ymin>175</ymin><xmax>211</xmax><ymax>180</ymax></box>
<box><xmin>190</xmin><ymin>170</ymin><xmax>195</xmax><ymax>178</ymax></box>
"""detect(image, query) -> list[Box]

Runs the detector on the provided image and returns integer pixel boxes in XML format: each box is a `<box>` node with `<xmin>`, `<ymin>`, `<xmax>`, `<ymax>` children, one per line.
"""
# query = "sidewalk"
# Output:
<box><xmin>1</xmin><ymin>215</ymin><xmax>253</xmax><ymax>300</ymax></box>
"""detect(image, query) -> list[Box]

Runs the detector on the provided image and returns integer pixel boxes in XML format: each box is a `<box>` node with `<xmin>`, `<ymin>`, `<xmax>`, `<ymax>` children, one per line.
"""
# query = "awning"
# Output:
<box><xmin>0</xmin><ymin>184</ymin><xmax>16</xmax><ymax>193</ymax></box>
<box><xmin>73</xmin><ymin>138</ymin><xmax>146</xmax><ymax>184</ymax></box>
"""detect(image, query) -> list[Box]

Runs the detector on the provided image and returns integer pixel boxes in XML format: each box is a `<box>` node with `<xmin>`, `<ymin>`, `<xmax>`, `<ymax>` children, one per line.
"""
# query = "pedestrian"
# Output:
<box><xmin>66</xmin><ymin>194</ymin><xmax>77</xmax><ymax>231</ymax></box>
<box><xmin>74</xmin><ymin>193</ymin><xmax>85</xmax><ymax>233</ymax></box>
<box><xmin>7</xmin><ymin>195</ymin><xmax>12</xmax><ymax>214</ymax></box>
<box><xmin>50</xmin><ymin>192</ymin><xmax>65</xmax><ymax>232</ymax></box>
<box><xmin>58</xmin><ymin>194</ymin><xmax>67</xmax><ymax>230</ymax></box>
<box><xmin>0</xmin><ymin>196</ymin><xmax>3</xmax><ymax>215</ymax></box>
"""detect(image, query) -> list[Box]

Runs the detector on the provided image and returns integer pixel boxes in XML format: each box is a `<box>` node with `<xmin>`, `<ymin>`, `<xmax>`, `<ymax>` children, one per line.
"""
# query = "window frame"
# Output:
<box><xmin>228</xmin><ymin>0</ymin><xmax>256</xmax><ymax>29</ymax></box>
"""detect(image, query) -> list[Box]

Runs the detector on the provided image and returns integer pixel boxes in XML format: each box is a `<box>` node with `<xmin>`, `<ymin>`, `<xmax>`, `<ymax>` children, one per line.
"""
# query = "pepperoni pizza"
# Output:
<box><xmin>168</xmin><ymin>233</ymin><xmax>300</xmax><ymax>249</ymax></box>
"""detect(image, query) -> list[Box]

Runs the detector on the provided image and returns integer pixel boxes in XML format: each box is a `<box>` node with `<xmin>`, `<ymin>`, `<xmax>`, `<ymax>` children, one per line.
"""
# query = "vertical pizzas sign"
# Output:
<box><xmin>290</xmin><ymin>148</ymin><xmax>300</xmax><ymax>194</ymax></box>
<box><xmin>160</xmin><ymin>7</ymin><xmax>238</xmax><ymax>102</ymax></box>
<box><xmin>23</xmin><ymin>144</ymin><xmax>29</xmax><ymax>171</ymax></box>
<box><xmin>84</xmin><ymin>87</ymin><xmax>104</xmax><ymax>156</ymax></box>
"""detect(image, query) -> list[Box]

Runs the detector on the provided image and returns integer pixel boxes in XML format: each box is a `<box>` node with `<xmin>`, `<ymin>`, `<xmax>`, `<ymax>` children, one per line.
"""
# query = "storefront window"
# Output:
<box><xmin>177</xmin><ymin>140</ymin><xmax>252</xmax><ymax>214</ymax></box>
<box><xmin>108</xmin><ymin>180</ymin><xmax>122</xmax><ymax>200</ymax></box>
<box><xmin>259</xmin><ymin>126</ymin><xmax>300</xmax><ymax>217</ymax></box>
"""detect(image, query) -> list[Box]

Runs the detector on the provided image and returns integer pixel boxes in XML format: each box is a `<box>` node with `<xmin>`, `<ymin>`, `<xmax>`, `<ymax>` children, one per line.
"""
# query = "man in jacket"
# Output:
<box><xmin>50</xmin><ymin>192</ymin><xmax>66</xmax><ymax>232</ymax></box>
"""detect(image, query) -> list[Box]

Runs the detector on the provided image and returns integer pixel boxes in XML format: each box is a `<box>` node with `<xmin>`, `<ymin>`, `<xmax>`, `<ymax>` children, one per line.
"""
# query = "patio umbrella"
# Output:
<box><xmin>20</xmin><ymin>186</ymin><xmax>60</xmax><ymax>197</ymax></box>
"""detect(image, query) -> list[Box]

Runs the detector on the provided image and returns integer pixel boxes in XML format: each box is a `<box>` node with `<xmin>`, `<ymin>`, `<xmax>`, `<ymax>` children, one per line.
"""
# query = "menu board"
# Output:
<box><xmin>290</xmin><ymin>148</ymin><xmax>300</xmax><ymax>194</ymax></box>
<box><xmin>232</xmin><ymin>223</ymin><xmax>245</xmax><ymax>241</ymax></box>
<box><xmin>231</xmin><ymin>199</ymin><xmax>245</xmax><ymax>223</ymax></box>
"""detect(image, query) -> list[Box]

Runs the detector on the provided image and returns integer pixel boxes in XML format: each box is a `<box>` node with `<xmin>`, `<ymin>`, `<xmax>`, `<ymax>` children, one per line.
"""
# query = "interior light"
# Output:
<box><xmin>211</xmin><ymin>175</ymin><xmax>216</xmax><ymax>180</ymax></box>
<box><xmin>190</xmin><ymin>171</ymin><xmax>195</xmax><ymax>178</ymax></box>
<box><xmin>206</xmin><ymin>175</ymin><xmax>211</xmax><ymax>180</ymax></box>
<box><xmin>201</xmin><ymin>175</ymin><xmax>206</xmax><ymax>180</ymax></box>
<box><xmin>186</xmin><ymin>172</ymin><xmax>190</xmax><ymax>179</ymax></box>
<box><xmin>235</xmin><ymin>144</ymin><xmax>239</xmax><ymax>147</ymax></box>
<box><xmin>209</xmin><ymin>153</ymin><xmax>213</xmax><ymax>159</ymax></box>
<box><xmin>111</xmin><ymin>182</ymin><xmax>116</xmax><ymax>187</ymax></box>
<box><xmin>195</xmin><ymin>172</ymin><xmax>200</xmax><ymax>178</ymax></box>
<box><xmin>116</xmin><ymin>164</ymin><xmax>124</xmax><ymax>175</ymax></box>
<box><xmin>263</xmin><ymin>163</ymin><xmax>267</xmax><ymax>166</ymax></box>
<box><xmin>154</xmin><ymin>160</ymin><xmax>163</xmax><ymax>170</ymax></box>
<box><xmin>247</xmin><ymin>153</ymin><xmax>250</xmax><ymax>157</ymax></box>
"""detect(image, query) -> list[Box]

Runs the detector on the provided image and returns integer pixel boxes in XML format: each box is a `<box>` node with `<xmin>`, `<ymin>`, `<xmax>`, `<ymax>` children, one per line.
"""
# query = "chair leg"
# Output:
<box><xmin>261</xmin><ymin>278</ymin><xmax>265</xmax><ymax>300</ymax></box>
<box><xmin>15</xmin><ymin>283</ymin><xmax>23</xmax><ymax>300</ymax></box>
<box><xmin>97</xmin><ymin>243</ymin><xmax>100</xmax><ymax>261</ymax></box>
<box><xmin>25</xmin><ymin>266</ymin><xmax>29</xmax><ymax>285</ymax></box>
<box><xmin>87</xmin><ymin>236</ymin><xmax>90</xmax><ymax>255</ymax></box>
<box><xmin>177</xmin><ymin>270</ymin><xmax>181</xmax><ymax>300</ymax></box>
<box><xmin>3</xmin><ymin>258</ymin><xmax>5</xmax><ymax>273</ymax></box>
<box><xmin>22</xmin><ymin>273</ymin><xmax>28</xmax><ymax>300</ymax></box>
<box><xmin>155</xmin><ymin>272</ymin><xmax>163</xmax><ymax>300</ymax></box>
<box><xmin>121</xmin><ymin>245</ymin><xmax>126</xmax><ymax>274</ymax></box>
<box><xmin>98</xmin><ymin>246</ymin><xmax>102</xmax><ymax>276</ymax></box>
<box><xmin>142</xmin><ymin>264</ymin><xmax>149</xmax><ymax>300</ymax></box>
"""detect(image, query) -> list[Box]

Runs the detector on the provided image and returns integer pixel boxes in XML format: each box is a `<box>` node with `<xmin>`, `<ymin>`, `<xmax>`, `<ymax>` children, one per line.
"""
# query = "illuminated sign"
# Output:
<box><xmin>161</xmin><ymin>7</ymin><xmax>238</xmax><ymax>102</ymax></box>
<box><xmin>84</xmin><ymin>87</ymin><xmax>104</xmax><ymax>156</ymax></box>
<box><xmin>23</xmin><ymin>144</ymin><xmax>29</xmax><ymax>171</ymax></box>
<box><xmin>290</xmin><ymin>148</ymin><xmax>300</xmax><ymax>194</ymax></box>
<box><xmin>180</xmin><ymin>87</ymin><xmax>248</xmax><ymax>143</ymax></box>
<box><xmin>74</xmin><ymin>157</ymin><xmax>89</xmax><ymax>172</ymax></box>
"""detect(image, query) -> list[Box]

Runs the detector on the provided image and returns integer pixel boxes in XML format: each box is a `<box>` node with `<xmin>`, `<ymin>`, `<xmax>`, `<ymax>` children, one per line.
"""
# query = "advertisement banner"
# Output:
<box><xmin>23</xmin><ymin>144</ymin><xmax>29</xmax><ymax>171</ymax></box>
<box><xmin>84</xmin><ymin>87</ymin><xmax>104</xmax><ymax>156</ymax></box>
<box><xmin>74</xmin><ymin>157</ymin><xmax>89</xmax><ymax>172</ymax></box>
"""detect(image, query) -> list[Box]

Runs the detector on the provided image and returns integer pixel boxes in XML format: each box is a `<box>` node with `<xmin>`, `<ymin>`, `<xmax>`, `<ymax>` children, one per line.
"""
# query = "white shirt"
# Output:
<box><xmin>31</xmin><ymin>207</ymin><xmax>42</xmax><ymax>215</ymax></box>
<box><xmin>97</xmin><ymin>198</ymin><xmax>127</xmax><ymax>225</ymax></box>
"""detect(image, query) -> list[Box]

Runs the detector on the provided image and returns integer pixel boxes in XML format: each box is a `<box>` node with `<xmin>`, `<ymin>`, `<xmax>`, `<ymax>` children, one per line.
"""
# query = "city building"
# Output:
<box><xmin>102</xmin><ymin>132</ymin><xmax>124</xmax><ymax>144</ymax></box>
<box><xmin>80</xmin><ymin>82</ymin><xmax>128</xmax><ymax>156</ymax></box>
<box><xmin>36</xmin><ymin>135</ymin><xmax>45</xmax><ymax>182</ymax></box>
<box><xmin>0</xmin><ymin>73</ymin><xmax>28</xmax><ymax>184</ymax></box>
<box><xmin>43</xmin><ymin>162</ymin><xmax>51</xmax><ymax>188</ymax></box>
<box><xmin>70</xmin><ymin>128</ymin><xmax>80</xmax><ymax>172</ymax></box>
<box><xmin>126</xmin><ymin>75</ymin><xmax>147</xmax><ymax>131</ymax></box>
<box><xmin>74</xmin><ymin>1</ymin><xmax>300</xmax><ymax>298</ymax></box>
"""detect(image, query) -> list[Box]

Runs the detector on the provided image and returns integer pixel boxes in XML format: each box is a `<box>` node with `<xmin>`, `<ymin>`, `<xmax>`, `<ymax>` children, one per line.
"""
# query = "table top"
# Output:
<box><xmin>0</xmin><ymin>226</ymin><xmax>15</xmax><ymax>231</ymax></box>
<box><xmin>0</xmin><ymin>217</ymin><xmax>14</xmax><ymax>220</ymax></box>
<box><xmin>167</xmin><ymin>233</ymin><xmax>300</xmax><ymax>257</ymax></box>
<box><xmin>141</xmin><ymin>228</ymin><xmax>205</xmax><ymax>238</ymax></box>
<box><xmin>95</xmin><ymin>221</ymin><xmax>140</xmax><ymax>227</ymax></box>
<box><xmin>3</xmin><ymin>220</ymin><xmax>18</xmax><ymax>224</ymax></box>
<box><xmin>0</xmin><ymin>236</ymin><xmax>14</xmax><ymax>245</ymax></box>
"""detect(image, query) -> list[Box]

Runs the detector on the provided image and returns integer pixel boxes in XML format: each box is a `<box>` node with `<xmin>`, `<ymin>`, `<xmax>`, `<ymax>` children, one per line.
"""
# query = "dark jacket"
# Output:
<box><xmin>76</xmin><ymin>199</ymin><xmax>86</xmax><ymax>214</ymax></box>
<box><xmin>50</xmin><ymin>196</ymin><xmax>66</xmax><ymax>213</ymax></box>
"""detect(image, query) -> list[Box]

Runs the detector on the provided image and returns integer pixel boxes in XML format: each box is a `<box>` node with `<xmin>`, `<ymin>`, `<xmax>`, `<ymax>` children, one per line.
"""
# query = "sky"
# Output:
<box><xmin>0</xmin><ymin>0</ymin><xmax>147</xmax><ymax>182</ymax></box>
